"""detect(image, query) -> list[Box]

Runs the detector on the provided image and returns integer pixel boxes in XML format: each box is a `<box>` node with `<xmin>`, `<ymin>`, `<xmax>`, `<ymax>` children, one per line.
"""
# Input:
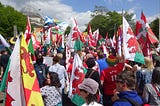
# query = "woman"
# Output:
<box><xmin>136</xmin><ymin>57</ymin><xmax>154</xmax><ymax>95</ymax></box>
<box><xmin>78</xmin><ymin>78</ymin><xmax>102</xmax><ymax>106</ymax></box>
<box><xmin>40</xmin><ymin>72</ymin><xmax>62</xmax><ymax>106</ymax></box>
<box><xmin>142</xmin><ymin>67</ymin><xmax>160</xmax><ymax>105</ymax></box>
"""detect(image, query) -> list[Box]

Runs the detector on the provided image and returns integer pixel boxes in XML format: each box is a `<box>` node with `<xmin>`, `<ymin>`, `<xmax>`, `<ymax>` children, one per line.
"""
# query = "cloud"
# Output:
<box><xmin>0</xmin><ymin>0</ymin><xmax>92</xmax><ymax>31</ymax></box>
<box><xmin>147</xmin><ymin>13</ymin><xmax>160</xmax><ymax>23</ymax></box>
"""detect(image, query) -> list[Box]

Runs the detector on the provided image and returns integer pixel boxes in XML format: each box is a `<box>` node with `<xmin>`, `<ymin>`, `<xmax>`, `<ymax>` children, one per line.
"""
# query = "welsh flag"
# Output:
<box><xmin>123</xmin><ymin>17</ymin><xmax>144</xmax><ymax>64</ymax></box>
<box><xmin>3</xmin><ymin>37</ymin><xmax>26</xmax><ymax>106</ymax></box>
<box><xmin>136</xmin><ymin>12</ymin><xmax>159</xmax><ymax>57</ymax></box>
<box><xmin>20</xmin><ymin>34</ymin><xmax>44</xmax><ymax>106</ymax></box>
<box><xmin>0</xmin><ymin>34</ymin><xmax>10</xmax><ymax>47</ymax></box>
<box><xmin>68</xmin><ymin>53</ymin><xmax>86</xmax><ymax>106</ymax></box>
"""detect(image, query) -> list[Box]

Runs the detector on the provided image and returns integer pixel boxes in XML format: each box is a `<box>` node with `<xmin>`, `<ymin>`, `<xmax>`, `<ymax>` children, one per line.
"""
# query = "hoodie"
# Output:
<box><xmin>113</xmin><ymin>91</ymin><xmax>143</xmax><ymax>106</ymax></box>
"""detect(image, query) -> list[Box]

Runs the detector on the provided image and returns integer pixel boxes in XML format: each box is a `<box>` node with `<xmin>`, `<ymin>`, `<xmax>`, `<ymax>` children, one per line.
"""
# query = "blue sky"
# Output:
<box><xmin>1</xmin><ymin>0</ymin><xmax>159</xmax><ymax>31</ymax></box>
<box><xmin>61</xmin><ymin>0</ymin><xmax>160</xmax><ymax>19</ymax></box>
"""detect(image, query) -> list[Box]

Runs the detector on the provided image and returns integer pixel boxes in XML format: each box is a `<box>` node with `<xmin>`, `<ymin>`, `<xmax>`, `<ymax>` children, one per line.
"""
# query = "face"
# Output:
<box><xmin>46</xmin><ymin>74</ymin><xmax>51</xmax><ymax>84</ymax></box>
<box><xmin>116</xmin><ymin>79</ymin><xmax>124</xmax><ymax>92</ymax></box>
<box><xmin>79</xmin><ymin>89</ymin><xmax>89</xmax><ymax>99</ymax></box>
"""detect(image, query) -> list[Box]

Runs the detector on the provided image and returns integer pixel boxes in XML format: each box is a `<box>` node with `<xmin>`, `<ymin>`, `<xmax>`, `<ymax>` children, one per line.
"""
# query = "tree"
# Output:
<box><xmin>0</xmin><ymin>3</ymin><xmax>26</xmax><ymax>38</ymax></box>
<box><xmin>150</xmin><ymin>18</ymin><xmax>159</xmax><ymax>40</ymax></box>
<box><xmin>87</xmin><ymin>8</ymin><xmax>135</xmax><ymax>38</ymax></box>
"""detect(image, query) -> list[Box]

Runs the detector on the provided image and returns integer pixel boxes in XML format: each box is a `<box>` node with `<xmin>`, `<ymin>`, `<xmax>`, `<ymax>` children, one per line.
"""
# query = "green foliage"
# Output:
<box><xmin>0</xmin><ymin>3</ymin><xmax>26</xmax><ymax>37</ymax></box>
<box><xmin>150</xmin><ymin>18</ymin><xmax>159</xmax><ymax>39</ymax></box>
<box><xmin>87</xmin><ymin>8</ymin><xmax>136</xmax><ymax>38</ymax></box>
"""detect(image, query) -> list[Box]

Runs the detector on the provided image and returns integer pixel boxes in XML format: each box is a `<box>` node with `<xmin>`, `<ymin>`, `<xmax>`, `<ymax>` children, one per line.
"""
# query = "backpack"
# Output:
<box><xmin>34</xmin><ymin>63</ymin><xmax>48</xmax><ymax>87</ymax></box>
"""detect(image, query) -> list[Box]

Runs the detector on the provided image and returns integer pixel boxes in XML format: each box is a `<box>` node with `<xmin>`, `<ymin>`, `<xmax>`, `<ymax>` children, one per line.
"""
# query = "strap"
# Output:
<box><xmin>152</xmin><ymin>84</ymin><xmax>160</xmax><ymax>97</ymax></box>
<box><xmin>116</xmin><ymin>97</ymin><xmax>141</xmax><ymax>106</ymax></box>
<box><xmin>88</xmin><ymin>70</ymin><xmax>95</xmax><ymax>78</ymax></box>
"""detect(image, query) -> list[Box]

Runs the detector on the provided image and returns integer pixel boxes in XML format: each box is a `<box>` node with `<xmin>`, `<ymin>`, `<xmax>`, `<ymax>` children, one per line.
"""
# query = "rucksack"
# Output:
<box><xmin>34</xmin><ymin>63</ymin><xmax>48</xmax><ymax>87</ymax></box>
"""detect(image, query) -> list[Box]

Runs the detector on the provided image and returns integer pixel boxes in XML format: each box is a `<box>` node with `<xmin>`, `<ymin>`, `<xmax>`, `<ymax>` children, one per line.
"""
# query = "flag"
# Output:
<box><xmin>0</xmin><ymin>34</ymin><xmax>10</xmax><ymax>47</ymax></box>
<box><xmin>74</xmin><ymin>39</ymin><xmax>84</xmax><ymax>51</ymax></box>
<box><xmin>44</xmin><ymin>16</ymin><xmax>54</xmax><ymax>25</ymax></box>
<box><xmin>136</xmin><ymin>12</ymin><xmax>159</xmax><ymax>57</ymax></box>
<box><xmin>68</xmin><ymin>53</ymin><xmax>85</xmax><ymax>106</ymax></box>
<box><xmin>66</xmin><ymin>17</ymin><xmax>81</xmax><ymax>50</ymax></box>
<box><xmin>123</xmin><ymin>17</ymin><xmax>144</xmax><ymax>64</ymax></box>
<box><xmin>4</xmin><ymin>37</ymin><xmax>26</xmax><ymax>106</ymax></box>
<box><xmin>24</xmin><ymin>17</ymin><xmax>31</xmax><ymax>44</ymax></box>
<box><xmin>45</xmin><ymin>27</ymin><xmax>52</xmax><ymax>45</ymax></box>
<box><xmin>20</xmin><ymin>34</ymin><xmax>44</xmax><ymax>106</ymax></box>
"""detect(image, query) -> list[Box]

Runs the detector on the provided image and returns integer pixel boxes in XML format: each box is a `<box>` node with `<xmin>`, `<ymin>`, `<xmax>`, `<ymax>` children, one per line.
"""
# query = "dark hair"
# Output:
<box><xmin>152</xmin><ymin>67</ymin><xmax>160</xmax><ymax>85</ymax></box>
<box><xmin>86</xmin><ymin>57</ymin><xmax>95</xmax><ymax>68</ymax></box>
<box><xmin>86</xmin><ymin>93</ymin><xmax>98</xmax><ymax>105</ymax></box>
<box><xmin>117</xmin><ymin>71</ymin><xmax>136</xmax><ymax>90</ymax></box>
<box><xmin>49</xmin><ymin>72</ymin><xmax>61</xmax><ymax>88</ymax></box>
<box><xmin>36</xmin><ymin>54</ymin><xmax>43</xmax><ymax>64</ymax></box>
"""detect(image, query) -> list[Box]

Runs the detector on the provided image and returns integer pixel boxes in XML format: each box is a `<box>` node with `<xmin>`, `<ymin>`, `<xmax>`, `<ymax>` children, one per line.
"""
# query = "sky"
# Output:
<box><xmin>0</xmin><ymin>0</ymin><xmax>160</xmax><ymax>31</ymax></box>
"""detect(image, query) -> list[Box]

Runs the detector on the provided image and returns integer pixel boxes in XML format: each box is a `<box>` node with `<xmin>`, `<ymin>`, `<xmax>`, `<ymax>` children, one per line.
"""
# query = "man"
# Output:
<box><xmin>48</xmin><ymin>55</ymin><xmax>69</xmax><ymax>93</ymax></box>
<box><xmin>112</xmin><ymin>71</ymin><xmax>143</xmax><ymax>106</ymax></box>
<box><xmin>100</xmin><ymin>55</ymin><xmax>124</xmax><ymax>106</ymax></box>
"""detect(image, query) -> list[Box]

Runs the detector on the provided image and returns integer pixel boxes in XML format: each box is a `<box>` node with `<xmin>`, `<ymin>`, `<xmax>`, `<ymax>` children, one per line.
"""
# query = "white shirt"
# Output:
<box><xmin>49</xmin><ymin>63</ymin><xmax>68</xmax><ymax>93</ymax></box>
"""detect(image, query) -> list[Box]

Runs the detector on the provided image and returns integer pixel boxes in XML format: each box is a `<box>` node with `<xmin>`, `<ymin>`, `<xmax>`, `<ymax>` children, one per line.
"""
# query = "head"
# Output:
<box><xmin>85</xmin><ymin>57</ymin><xmax>95</xmax><ymax>68</ymax></box>
<box><xmin>116</xmin><ymin>71</ymin><xmax>136</xmax><ymax>92</ymax></box>
<box><xmin>143</xmin><ymin>57</ymin><xmax>154</xmax><ymax>70</ymax></box>
<box><xmin>78</xmin><ymin>78</ymin><xmax>99</xmax><ymax>104</ymax></box>
<box><xmin>36</xmin><ymin>53</ymin><xmax>43</xmax><ymax>64</ymax></box>
<box><xmin>53</xmin><ymin>55</ymin><xmax>60</xmax><ymax>64</ymax></box>
<box><xmin>152</xmin><ymin>54</ymin><xmax>160</xmax><ymax>67</ymax></box>
<box><xmin>47</xmin><ymin>72</ymin><xmax>61</xmax><ymax>88</ymax></box>
<box><xmin>106</xmin><ymin>55</ymin><xmax>117</xmax><ymax>66</ymax></box>
<box><xmin>152</xmin><ymin>67</ymin><xmax>160</xmax><ymax>85</ymax></box>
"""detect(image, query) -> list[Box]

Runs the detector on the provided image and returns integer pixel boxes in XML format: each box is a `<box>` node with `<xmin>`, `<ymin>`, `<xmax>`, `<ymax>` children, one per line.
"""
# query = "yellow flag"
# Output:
<box><xmin>20</xmin><ymin>34</ymin><xmax>44</xmax><ymax>106</ymax></box>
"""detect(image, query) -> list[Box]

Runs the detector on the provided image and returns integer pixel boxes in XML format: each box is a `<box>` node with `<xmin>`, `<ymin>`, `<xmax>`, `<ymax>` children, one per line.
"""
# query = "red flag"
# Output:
<box><xmin>25</xmin><ymin>17</ymin><xmax>31</xmax><ymax>44</ymax></box>
<box><xmin>136</xmin><ymin>12</ymin><xmax>158</xmax><ymax>57</ymax></box>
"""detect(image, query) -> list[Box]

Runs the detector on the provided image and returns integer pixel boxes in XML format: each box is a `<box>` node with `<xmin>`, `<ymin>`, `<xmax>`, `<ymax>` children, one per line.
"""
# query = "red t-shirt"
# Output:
<box><xmin>100</xmin><ymin>63</ymin><xmax>124</xmax><ymax>95</ymax></box>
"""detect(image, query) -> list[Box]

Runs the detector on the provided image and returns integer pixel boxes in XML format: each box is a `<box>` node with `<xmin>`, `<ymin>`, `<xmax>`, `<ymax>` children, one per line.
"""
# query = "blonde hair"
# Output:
<box><xmin>144</xmin><ymin>57</ymin><xmax>154</xmax><ymax>71</ymax></box>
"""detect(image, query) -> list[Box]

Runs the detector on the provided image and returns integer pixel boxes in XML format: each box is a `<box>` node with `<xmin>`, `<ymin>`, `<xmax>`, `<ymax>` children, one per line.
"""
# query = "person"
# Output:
<box><xmin>40</xmin><ymin>72</ymin><xmax>62</xmax><ymax>106</ymax></box>
<box><xmin>34</xmin><ymin>53</ymin><xmax>48</xmax><ymax>88</ymax></box>
<box><xmin>85</xmin><ymin>57</ymin><xmax>102</xmax><ymax>102</ymax></box>
<box><xmin>0</xmin><ymin>49</ymin><xmax>10</xmax><ymax>77</ymax></box>
<box><xmin>78</xmin><ymin>78</ymin><xmax>102</xmax><ymax>106</ymax></box>
<box><xmin>96</xmin><ymin>51</ymin><xmax>108</xmax><ymax>72</ymax></box>
<box><xmin>49</xmin><ymin>55</ymin><xmax>69</xmax><ymax>94</ymax></box>
<box><xmin>100</xmin><ymin>55</ymin><xmax>125</xmax><ymax>106</ymax></box>
<box><xmin>112</xmin><ymin>71</ymin><xmax>143</xmax><ymax>106</ymax></box>
<box><xmin>136</xmin><ymin>57</ymin><xmax>154</xmax><ymax>95</ymax></box>
<box><xmin>142</xmin><ymin>67</ymin><xmax>160</xmax><ymax>105</ymax></box>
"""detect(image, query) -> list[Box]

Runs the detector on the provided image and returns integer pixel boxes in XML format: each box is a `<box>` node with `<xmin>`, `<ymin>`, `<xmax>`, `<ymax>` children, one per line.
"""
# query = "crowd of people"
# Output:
<box><xmin>0</xmin><ymin>43</ymin><xmax>160</xmax><ymax>106</ymax></box>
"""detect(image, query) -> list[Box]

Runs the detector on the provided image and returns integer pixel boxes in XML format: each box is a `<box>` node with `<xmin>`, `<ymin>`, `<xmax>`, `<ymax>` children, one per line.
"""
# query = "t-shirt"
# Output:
<box><xmin>40</xmin><ymin>85</ymin><xmax>62</xmax><ymax>106</ymax></box>
<box><xmin>100</xmin><ymin>63</ymin><xmax>124</xmax><ymax>95</ymax></box>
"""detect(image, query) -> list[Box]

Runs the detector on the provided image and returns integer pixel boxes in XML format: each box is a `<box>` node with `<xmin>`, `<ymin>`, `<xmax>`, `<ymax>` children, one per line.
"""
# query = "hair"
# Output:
<box><xmin>48</xmin><ymin>72</ymin><xmax>61</xmax><ymax>88</ymax></box>
<box><xmin>86</xmin><ymin>57</ymin><xmax>95</xmax><ymax>68</ymax></box>
<box><xmin>86</xmin><ymin>92</ymin><xmax>98</xmax><ymax>104</ymax></box>
<box><xmin>117</xmin><ymin>71</ymin><xmax>136</xmax><ymax>90</ymax></box>
<box><xmin>36</xmin><ymin>53</ymin><xmax>43</xmax><ymax>64</ymax></box>
<box><xmin>143</xmin><ymin>57</ymin><xmax>154</xmax><ymax>71</ymax></box>
<box><xmin>152</xmin><ymin>67</ymin><xmax>160</xmax><ymax>85</ymax></box>
<box><xmin>53</xmin><ymin>55</ymin><xmax>60</xmax><ymax>63</ymax></box>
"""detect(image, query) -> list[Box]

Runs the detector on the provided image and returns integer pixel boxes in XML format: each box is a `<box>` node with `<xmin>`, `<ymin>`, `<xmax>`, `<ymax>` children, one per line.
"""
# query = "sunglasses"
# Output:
<box><xmin>116</xmin><ymin>79</ymin><xmax>124</xmax><ymax>83</ymax></box>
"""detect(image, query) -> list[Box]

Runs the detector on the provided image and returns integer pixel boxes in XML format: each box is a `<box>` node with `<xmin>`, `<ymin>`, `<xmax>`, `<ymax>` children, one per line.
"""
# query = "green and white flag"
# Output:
<box><xmin>123</xmin><ymin>17</ymin><xmax>144</xmax><ymax>64</ymax></box>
